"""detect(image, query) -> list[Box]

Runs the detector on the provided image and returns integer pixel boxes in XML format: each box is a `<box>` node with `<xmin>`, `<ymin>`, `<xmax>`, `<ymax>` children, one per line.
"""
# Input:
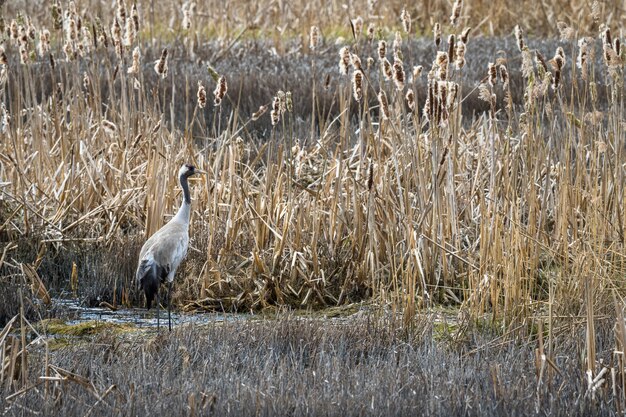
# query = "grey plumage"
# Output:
<box><xmin>136</xmin><ymin>163</ymin><xmax>202</xmax><ymax>330</ymax></box>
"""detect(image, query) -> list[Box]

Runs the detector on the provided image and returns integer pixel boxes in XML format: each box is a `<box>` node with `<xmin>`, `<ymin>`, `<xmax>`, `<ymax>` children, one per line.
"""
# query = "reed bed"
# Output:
<box><xmin>0</xmin><ymin>0</ymin><xmax>625</xmax><ymax>406</ymax></box>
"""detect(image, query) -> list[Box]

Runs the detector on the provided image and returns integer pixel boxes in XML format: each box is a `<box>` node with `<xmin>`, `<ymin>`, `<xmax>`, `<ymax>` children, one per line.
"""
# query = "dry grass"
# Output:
<box><xmin>0</xmin><ymin>0</ymin><xmax>625</xmax><ymax>410</ymax></box>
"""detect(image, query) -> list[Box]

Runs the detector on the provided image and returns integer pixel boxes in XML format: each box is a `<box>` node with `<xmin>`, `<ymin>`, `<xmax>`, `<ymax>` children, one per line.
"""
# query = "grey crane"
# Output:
<box><xmin>136</xmin><ymin>163</ymin><xmax>203</xmax><ymax>330</ymax></box>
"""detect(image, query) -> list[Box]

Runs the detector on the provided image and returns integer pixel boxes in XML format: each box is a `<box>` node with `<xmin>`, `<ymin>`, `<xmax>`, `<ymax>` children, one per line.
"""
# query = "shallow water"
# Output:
<box><xmin>53</xmin><ymin>298</ymin><xmax>248</xmax><ymax>328</ymax></box>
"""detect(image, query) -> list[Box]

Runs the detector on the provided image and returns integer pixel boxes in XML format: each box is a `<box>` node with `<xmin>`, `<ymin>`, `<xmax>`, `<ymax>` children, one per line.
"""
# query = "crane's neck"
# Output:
<box><xmin>173</xmin><ymin>173</ymin><xmax>191</xmax><ymax>224</ymax></box>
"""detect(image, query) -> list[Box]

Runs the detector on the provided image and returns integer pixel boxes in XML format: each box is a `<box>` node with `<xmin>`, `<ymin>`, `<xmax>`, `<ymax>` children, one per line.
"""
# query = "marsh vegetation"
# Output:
<box><xmin>0</xmin><ymin>0</ymin><xmax>625</xmax><ymax>415</ymax></box>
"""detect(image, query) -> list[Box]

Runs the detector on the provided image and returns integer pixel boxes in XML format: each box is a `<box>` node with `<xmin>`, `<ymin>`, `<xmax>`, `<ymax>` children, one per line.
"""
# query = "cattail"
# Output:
<box><xmin>127</xmin><ymin>46</ymin><xmax>140</xmax><ymax>74</ymax></box>
<box><xmin>352</xmin><ymin>69</ymin><xmax>363</xmax><ymax>101</ymax></box>
<box><xmin>309</xmin><ymin>26</ymin><xmax>320</xmax><ymax>50</ymax></box>
<box><xmin>154</xmin><ymin>48</ymin><xmax>168</xmax><ymax>78</ymax></box>
<box><xmin>614</xmin><ymin>38</ymin><xmax>621</xmax><ymax>56</ymax></box>
<box><xmin>351</xmin><ymin>53</ymin><xmax>362</xmax><ymax>70</ymax></box>
<box><xmin>285</xmin><ymin>91</ymin><xmax>293</xmax><ymax>112</ymax></box>
<box><xmin>117</xmin><ymin>0</ymin><xmax>127</xmax><ymax>25</ymax></box>
<box><xmin>487</xmin><ymin>62</ymin><xmax>497</xmax><ymax>86</ymax></box>
<box><xmin>557</xmin><ymin>21</ymin><xmax>575</xmax><ymax>41</ymax></box>
<box><xmin>514</xmin><ymin>25</ymin><xmax>525</xmax><ymax>51</ymax></box>
<box><xmin>366</xmin><ymin>57</ymin><xmax>375</xmax><ymax>69</ymax></box>
<box><xmin>400</xmin><ymin>9</ymin><xmax>411</xmax><ymax>34</ymax></box>
<box><xmin>276</xmin><ymin>90</ymin><xmax>287</xmax><ymax>114</ymax></box>
<box><xmin>455</xmin><ymin>41</ymin><xmax>466</xmax><ymax>69</ymax></box>
<box><xmin>197</xmin><ymin>81</ymin><xmax>206</xmax><ymax>108</ymax></box>
<box><xmin>393</xmin><ymin>57</ymin><xmax>405</xmax><ymax>90</ymax></box>
<box><xmin>447</xmin><ymin>34</ymin><xmax>456</xmax><ymax>63</ymax></box>
<box><xmin>405</xmin><ymin>89</ymin><xmax>415</xmax><ymax>111</ymax></box>
<box><xmin>38</xmin><ymin>29</ymin><xmax>51</xmax><ymax>57</ymax></box>
<box><xmin>10</xmin><ymin>20</ymin><xmax>18</xmax><ymax>40</ymax></box>
<box><xmin>551</xmin><ymin>49</ymin><xmax>564</xmax><ymax>71</ymax></box>
<box><xmin>112</xmin><ymin>17</ymin><xmax>122</xmax><ymax>55</ymax></box>
<box><xmin>252</xmin><ymin>105</ymin><xmax>268</xmax><ymax>121</ymax></box>
<box><xmin>68</xmin><ymin>17</ymin><xmax>78</xmax><ymax>41</ymax></box>
<box><xmin>460</xmin><ymin>27</ymin><xmax>471</xmax><ymax>44</ymax></box>
<box><xmin>0</xmin><ymin>50</ymin><xmax>7</xmax><ymax>65</ymax></box>
<box><xmin>412</xmin><ymin>65</ymin><xmax>423</xmax><ymax>81</ymax></box>
<box><xmin>124</xmin><ymin>12</ymin><xmax>136</xmax><ymax>46</ymax></box>
<box><xmin>19</xmin><ymin>44</ymin><xmax>29</xmax><ymax>65</ymax></box>
<box><xmin>378</xmin><ymin>90</ymin><xmax>390</xmax><ymax>120</ymax></box>
<box><xmin>367</xmin><ymin>24</ymin><xmax>376</xmax><ymax>41</ymax></box>
<box><xmin>270</xmin><ymin>96</ymin><xmax>281</xmax><ymax>125</ymax></box>
<box><xmin>433</xmin><ymin>23</ymin><xmax>441</xmax><ymax>48</ymax></box>
<box><xmin>213</xmin><ymin>76</ymin><xmax>227</xmax><ymax>106</ymax></box>
<box><xmin>499</xmin><ymin>64</ymin><xmax>509</xmax><ymax>89</ymax></box>
<box><xmin>436</xmin><ymin>51</ymin><xmax>448</xmax><ymax>80</ymax></box>
<box><xmin>535</xmin><ymin>50</ymin><xmax>548</xmax><ymax>73</ymax></box>
<box><xmin>339</xmin><ymin>46</ymin><xmax>350</xmax><ymax>75</ymax></box>
<box><xmin>381</xmin><ymin>58</ymin><xmax>393</xmax><ymax>80</ymax></box>
<box><xmin>377</xmin><ymin>40</ymin><xmax>386</xmax><ymax>60</ymax></box>
<box><xmin>52</xmin><ymin>2</ymin><xmax>63</xmax><ymax>30</ymax></box>
<box><xmin>393</xmin><ymin>31</ymin><xmax>402</xmax><ymax>58</ymax></box>
<box><xmin>352</xmin><ymin>16</ymin><xmax>363</xmax><ymax>38</ymax></box>
<box><xmin>131</xmin><ymin>3</ymin><xmax>139</xmax><ymax>34</ymax></box>
<box><xmin>552</xmin><ymin>68</ymin><xmax>561</xmax><ymax>90</ymax></box>
<box><xmin>63</xmin><ymin>41</ymin><xmax>74</xmax><ymax>61</ymax></box>
<box><xmin>450</xmin><ymin>0</ymin><xmax>462</xmax><ymax>26</ymax></box>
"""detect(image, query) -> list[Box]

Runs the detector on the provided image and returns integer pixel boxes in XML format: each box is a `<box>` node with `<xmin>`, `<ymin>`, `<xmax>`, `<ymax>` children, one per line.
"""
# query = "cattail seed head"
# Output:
<box><xmin>352</xmin><ymin>69</ymin><xmax>363</xmax><ymax>101</ymax></box>
<box><xmin>52</xmin><ymin>2</ymin><xmax>63</xmax><ymax>30</ymax></box>
<box><xmin>131</xmin><ymin>3</ymin><xmax>139</xmax><ymax>34</ymax></box>
<box><xmin>393</xmin><ymin>57</ymin><xmax>405</xmax><ymax>90</ymax></box>
<box><xmin>400</xmin><ymin>9</ymin><xmax>411</xmax><ymax>34</ymax></box>
<box><xmin>213</xmin><ymin>76</ymin><xmax>227</xmax><ymax>106</ymax></box>
<box><xmin>412</xmin><ymin>65</ymin><xmax>423</xmax><ymax>81</ymax></box>
<box><xmin>197</xmin><ymin>81</ymin><xmax>207</xmax><ymax>108</ymax></box>
<box><xmin>450</xmin><ymin>0</ymin><xmax>462</xmax><ymax>26</ymax></box>
<box><xmin>406</xmin><ymin>89</ymin><xmax>415</xmax><ymax>111</ymax></box>
<box><xmin>447</xmin><ymin>34</ymin><xmax>456</xmax><ymax>63</ymax></box>
<box><xmin>10</xmin><ymin>20</ymin><xmax>18</xmax><ymax>40</ymax></box>
<box><xmin>309</xmin><ymin>26</ymin><xmax>320</xmax><ymax>50</ymax></box>
<box><xmin>0</xmin><ymin>50</ymin><xmax>7</xmax><ymax>65</ymax></box>
<box><xmin>460</xmin><ymin>27</ymin><xmax>471</xmax><ymax>44</ymax></box>
<box><xmin>381</xmin><ymin>58</ymin><xmax>393</xmax><ymax>80</ymax></box>
<box><xmin>38</xmin><ymin>29</ymin><xmax>51</xmax><ymax>57</ymax></box>
<box><xmin>127</xmin><ymin>46</ymin><xmax>140</xmax><ymax>74</ymax></box>
<box><xmin>339</xmin><ymin>46</ymin><xmax>350</xmax><ymax>75</ymax></box>
<box><xmin>182</xmin><ymin>4</ymin><xmax>192</xmax><ymax>30</ymax></box>
<box><xmin>112</xmin><ymin>18</ymin><xmax>122</xmax><ymax>55</ymax></box>
<box><xmin>252</xmin><ymin>105</ymin><xmax>268</xmax><ymax>121</ymax></box>
<box><xmin>514</xmin><ymin>25</ymin><xmax>525</xmax><ymax>51</ymax></box>
<box><xmin>352</xmin><ymin>16</ymin><xmax>363</xmax><ymax>38</ymax></box>
<box><xmin>602</xmin><ymin>27</ymin><xmax>612</xmax><ymax>46</ymax></box>
<box><xmin>433</xmin><ymin>23</ymin><xmax>441</xmax><ymax>47</ymax></box>
<box><xmin>455</xmin><ymin>41</ymin><xmax>466</xmax><ymax>69</ymax></box>
<box><xmin>499</xmin><ymin>64</ymin><xmax>509</xmax><ymax>89</ymax></box>
<box><xmin>535</xmin><ymin>50</ymin><xmax>548</xmax><ymax>73</ymax></box>
<box><xmin>436</xmin><ymin>51</ymin><xmax>448</xmax><ymax>80</ymax></box>
<box><xmin>154</xmin><ymin>48</ymin><xmax>168</xmax><ymax>78</ymax></box>
<box><xmin>552</xmin><ymin>68</ymin><xmax>561</xmax><ymax>90</ymax></box>
<box><xmin>377</xmin><ymin>40</ymin><xmax>386</xmax><ymax>60</ymax></box>
<box><xmin>393</xmin><ymin>31</ymin><xmax>402</xmax><ymax>58</ymax></box>
<box><xmin>488</xmin><ymin>62</ymin><xmax>497</xmax><ymax>86</ymax></box>
<box><xmin>270</xmin><ymin>96</ymin><xmax>281</xmax><ymax>126</ymax></box>
<box><xmin>351</xmin><ymin>53</ymin><xmax>362</xmax><ymax>70</ymax></box>
<box><xmin>378</xmin><ymin>90</ymin><xmax>390</xmax><ymax>120</ymax></box>
<box><xmin>124</xmin><ymin>12</ymin><xmax>136</xmax><ymax>46</ymax></box>
<box><xmin>117</xmin><ymin>0</ymin><xmax>127</xmax><ymax>25</ymax></box>
<box><xmin>577</xmin><ymin>37</ymin><xmax>590</xmax><ymax>80</ymax></box>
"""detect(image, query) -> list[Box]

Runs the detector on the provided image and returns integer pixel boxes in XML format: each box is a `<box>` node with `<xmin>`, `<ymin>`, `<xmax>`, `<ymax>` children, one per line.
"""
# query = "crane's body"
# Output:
<box><xmin>136</xmin><ymin>164</ymin><xmax>201</xmax><ymax>330</ymax></box>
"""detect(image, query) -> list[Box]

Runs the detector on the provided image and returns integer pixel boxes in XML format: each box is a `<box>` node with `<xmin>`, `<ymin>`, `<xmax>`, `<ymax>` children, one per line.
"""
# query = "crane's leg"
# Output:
<box><xmin>167</xmin><ymin>280</ymin><xmax>172</xmax><ymax>331</ymax></box>
<box><xmin>156</xmin><ymin>290</ymin><xmax>160</xmax><ymax>331</ymax></box>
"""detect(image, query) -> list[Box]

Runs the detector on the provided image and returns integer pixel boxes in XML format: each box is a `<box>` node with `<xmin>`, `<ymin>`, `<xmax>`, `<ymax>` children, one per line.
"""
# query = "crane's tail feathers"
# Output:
<box><xmin>137</xmin><ymin>259</ymin><xmax>159</xmax><ymax>309</ymax></box>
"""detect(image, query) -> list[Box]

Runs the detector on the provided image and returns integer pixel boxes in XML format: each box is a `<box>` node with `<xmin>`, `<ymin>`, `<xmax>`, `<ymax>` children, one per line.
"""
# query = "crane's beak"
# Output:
<box><xmin>194</xmin><ymin>168</ymin><xmax>207</xmax><ymax>175</ymax></box>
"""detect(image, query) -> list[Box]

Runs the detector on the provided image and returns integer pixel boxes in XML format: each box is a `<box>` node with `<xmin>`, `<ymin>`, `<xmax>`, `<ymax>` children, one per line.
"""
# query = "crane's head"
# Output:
<box><xmin>179</xmin><ymin>163</ymin><xmax>204</xmax><ymax>178</ymax></box>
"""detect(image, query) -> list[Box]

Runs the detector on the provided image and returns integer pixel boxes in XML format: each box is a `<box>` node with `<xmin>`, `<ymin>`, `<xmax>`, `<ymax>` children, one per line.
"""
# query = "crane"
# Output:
<box><xmin>136</xmin><ymin>163</ymin><xmax>203</xmax><ymax>330</ymax></box>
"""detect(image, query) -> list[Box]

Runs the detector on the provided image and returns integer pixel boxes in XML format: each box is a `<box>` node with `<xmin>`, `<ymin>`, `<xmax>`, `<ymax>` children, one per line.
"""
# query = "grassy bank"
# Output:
<box><xmin>0</xmin><ymin>314</ymin><xmax>622</xmax><ymax>416</ymax></box>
